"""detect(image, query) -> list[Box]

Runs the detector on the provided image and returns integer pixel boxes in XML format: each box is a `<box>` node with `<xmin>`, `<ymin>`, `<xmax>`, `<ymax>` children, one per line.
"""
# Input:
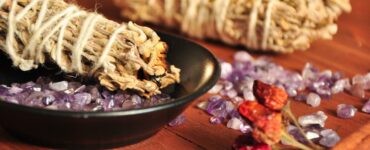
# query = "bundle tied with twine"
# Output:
<box><xmin>114</xmin><ymin>0</ymin><xmax>351</xmax><ymax>53</ymax></box>
<box><xmin>0</xmin><ymin>0</ymin><xmax>181</xmax><ymax>96</ymax></box>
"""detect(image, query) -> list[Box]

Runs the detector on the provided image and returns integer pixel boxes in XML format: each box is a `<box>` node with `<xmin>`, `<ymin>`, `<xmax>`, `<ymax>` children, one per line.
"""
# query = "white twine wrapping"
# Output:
<box><xmin>0</xmin><ymin>0</ymin><xmax>181</xmax><ymax>96</ymax></box>
<box><xmin>115</xmin><ymin>0</ymin><xmax>351</xmax><ymax>53</ymax></box>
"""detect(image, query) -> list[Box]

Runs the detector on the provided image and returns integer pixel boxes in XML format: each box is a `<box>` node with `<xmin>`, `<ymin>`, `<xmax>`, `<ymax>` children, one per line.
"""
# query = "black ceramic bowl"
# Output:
<box><xmin>0</xmin><ymin>32</ymin><xmax>220</xmax><ymax>148</ymax></box>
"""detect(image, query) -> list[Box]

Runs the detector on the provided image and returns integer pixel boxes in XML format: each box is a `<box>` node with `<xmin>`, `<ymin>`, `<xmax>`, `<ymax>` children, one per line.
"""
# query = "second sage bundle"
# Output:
<box><xmin>114</xmin><ymin>0</ymin><xmax>351</xmax><ymax>53</ymax></box>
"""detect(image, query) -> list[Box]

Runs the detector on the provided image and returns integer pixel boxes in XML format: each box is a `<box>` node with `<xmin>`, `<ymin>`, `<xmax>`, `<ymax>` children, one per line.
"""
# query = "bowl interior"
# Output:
<box><xmin>0</xmin><ymin>31</ymin><xmax>220</xmax><ymax>108</ymax></box>
<box><xmin>0</xmin><ymin>31</ymin><xmax>220</xmax><ymax>148</ymax></box>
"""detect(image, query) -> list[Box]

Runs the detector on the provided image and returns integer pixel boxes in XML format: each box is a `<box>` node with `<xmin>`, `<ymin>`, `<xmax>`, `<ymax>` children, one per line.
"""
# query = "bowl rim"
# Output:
<box><xmin>0</xmin><ymin>31</ymin><xmax>220</xmax><ymax>118</ymax></box>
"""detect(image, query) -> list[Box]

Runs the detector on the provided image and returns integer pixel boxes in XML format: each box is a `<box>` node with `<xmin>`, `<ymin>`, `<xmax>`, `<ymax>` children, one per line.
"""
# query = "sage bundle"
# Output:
<box><xmin>0</xmin><ymin>0</ymin><xmax>180</xmax><ymax>96</ymax></box>
<box><xmin>114</xmin><ymin>0</ymin><xmax>351</xmax><ymax>53</ymax></box>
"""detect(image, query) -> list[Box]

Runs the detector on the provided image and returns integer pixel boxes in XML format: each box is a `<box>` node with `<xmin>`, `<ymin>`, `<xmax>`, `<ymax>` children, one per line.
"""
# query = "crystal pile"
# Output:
<box><xmin>201</xmin><ymin>51</ymin><xmax>369</xmax><ymax>148</ymax></box>
<box><xmin>0</xmin><ymin>77</ymin><xmax>174</xmax><ymax>111</ymax></box>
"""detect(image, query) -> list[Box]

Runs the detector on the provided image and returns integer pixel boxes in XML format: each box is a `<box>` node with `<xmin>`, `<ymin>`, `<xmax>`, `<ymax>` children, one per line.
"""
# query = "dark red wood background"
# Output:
<box><xmin>0</xmin><ymin>0</ymin><xmax>369</xmax><ymax>149</ymax></box>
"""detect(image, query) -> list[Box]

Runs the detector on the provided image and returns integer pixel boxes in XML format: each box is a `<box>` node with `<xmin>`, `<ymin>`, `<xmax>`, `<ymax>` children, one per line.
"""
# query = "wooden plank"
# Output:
<box><xmin>164</xmin><ymin>95</ymin><xmax>240</xmax><ymax>150</ymax></box>
<box><xmin>118</xmin><ymin>129</ymin><xmax>203</xmax><ymax>150</ymax></box>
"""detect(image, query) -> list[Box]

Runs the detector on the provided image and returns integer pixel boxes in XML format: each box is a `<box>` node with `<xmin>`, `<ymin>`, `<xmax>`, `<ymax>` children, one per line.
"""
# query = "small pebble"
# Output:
<box><xmin>73</xmin><ymin>93</ymin><xmax>92</xmax><ymax>104</ymax></box>
<box><xmin>361</xmin><ymin>99</ymin><xmax>370</xmax><ymax>113</ymax></box>
<box><xmin>208</xmin><ymin>84</ymin><xmax>223</xmax><ymax>94</ymax></box>
<box><xmin>306</xmin><ymin>131</ymin><xmax>320</xmax><ymax>140</ymax></box>
<box><xmin>234</xmin><ymin>51</ymin><xmax>253</xmax><ymax>62</ymax></box>
<box><xmin>227</xmin><ymin>118</ymin><xmax>243</xmax><ymax>130</ymax></box>
<box><xmin>298</xmin><ymin>111</ymin><xmax>328</xmax><ymax>127</ymax></box>
<box><xmin>41</xmin><ymin>95</ymin><xmax>55</xmax><ymax>106</ymax></box>
<box><xmin>49</xmin><ymin>81</ymin><xmax>68</xmax><ymax>91</ymax></box>
<box><xmin>336</xmin><ymin>104</ymin><xmax>357</xmax><ymax>119</ymax></box>
<box><xmin>319</xmin><ymin>129</ymin><xmax>340</xmax><ymax>147</ymax></box>
<box><xmin>224</xmin><ymin>81</ymin><xmax>234</xmax><ymax>90</ymax></box>
<box><xmin>225</xmin><ymin>101</ymin><xmax>235</xmax><ymax>112</ymax></box>
<box><xmin>8</xmin><ymin>86</ymin><xmax>23</xmax><ymax>94</ymax></box>
<box><xmin>331</xmin><ymin>79</ymin><xmax>348</xmax><ymax>94</ymax></box>
<box><xmin>168</xmin><ymin>115</ymin><xmax>186</xmax><ymax>127</ymax></box>
<box><xmin>306</xmin><ymin>93</ymin><xmax>321</xmax><ymax>107</ymax></box>
<box><xmin>32</xmin><ymin>85</ymin><xmax>42</xmax><ymax>92</ymax></box>
<box><xmin>197</xmin><ymin>101</ymin><xmax>209</xmax><ymax>110</ymax></box>
<box><xmin>350</xmin><ymin>84</ymin><xmax>365</xmax><ymax>99</ymax></box>
<box><xmin>242</xmin><ymin>90</ymin><xmax>255</xmax><ymax>101</ymax></box>
<box><xmin>220</xmin><ymin>62</ymin><xmax>233</xmax><ymax>79</ymax></box>
<box><xmin>286</xmin><ymin>88</ymin><xmax>297</xmax><ymax>97</ymax></box>
<box><xmin>239</xmin><ymin>124</ymin><xmax>252</xmax><ymax>133</ymax></box>
<box><xmin>226</xmin><ymin>89</ymin><xmax>238</xmax><ymax>98</ymax></box>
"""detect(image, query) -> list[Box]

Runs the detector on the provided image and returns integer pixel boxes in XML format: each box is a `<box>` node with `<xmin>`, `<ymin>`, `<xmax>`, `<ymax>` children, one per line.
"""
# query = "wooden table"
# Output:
<box><xmin>0</xmin><ymin>1</ymin><xmax>369</xmax><ymax>150</ymax></box>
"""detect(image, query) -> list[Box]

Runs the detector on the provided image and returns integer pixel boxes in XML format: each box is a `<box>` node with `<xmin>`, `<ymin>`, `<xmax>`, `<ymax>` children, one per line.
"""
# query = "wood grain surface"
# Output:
<box><xmin>0</xmin><ymin>0</ymin><xmax>369</xmax><ymax>150</ymax></box>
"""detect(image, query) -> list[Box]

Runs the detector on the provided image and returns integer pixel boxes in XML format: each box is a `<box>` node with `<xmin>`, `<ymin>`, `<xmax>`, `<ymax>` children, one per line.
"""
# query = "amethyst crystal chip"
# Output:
<box><xmin>168</xmin><ymin>115</ymin><xmax>186</xmax><ymax>127</ymax></box>
<box><xmin>306</xmin><ymin>93</ymin><xmax>321</xmax><ymax>107</ymax></box>
<box><xmin>0</xmin><ymin>77</ymin><xmax>174</xmax><ymax>111</ymax></box>
<box><xmin>336</xmin><ymin>104</ymin><xmax>357</xmax><ymax>119</ymax></box>
<box><xmin>362</xmin><ymin>100</ymin><xmax>370</xmax><ymax>113</ymax></box>
<box><xmin>298</xmin><ymin>111</ymin><xmax>328</xmax><ymax>127</ymax></box>
<box><xmin>319</xmin><ymin>129</ymin><xmax>340</xmax><ymax>147</ymax></box>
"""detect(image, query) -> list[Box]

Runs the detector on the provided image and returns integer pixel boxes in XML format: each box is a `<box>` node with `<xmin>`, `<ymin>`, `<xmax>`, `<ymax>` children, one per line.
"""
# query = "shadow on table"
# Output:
<box><xmin>0</xmin><ymin>127</ymin><xmax>31</xmax><ymax>147</ymax></box>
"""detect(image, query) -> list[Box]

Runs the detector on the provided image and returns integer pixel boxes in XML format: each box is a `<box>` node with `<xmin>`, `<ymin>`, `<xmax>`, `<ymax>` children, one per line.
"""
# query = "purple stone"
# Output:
<box><xmin>319</xmin><ymin>129</ymin><xmax>340</xmax><ymax>147</ymax></box>
<box><xmin>0</xmin><ymin>76</ymin><xmax>174</xmax><ymax>111</ymax></box>
<box><xmin>349</xmin><ymin>84</ymin><xmax>365</xmax><ymax>98</ymax></box>
<box><xmin>8</xmin><ymin>86</ymin><xmax>23</xmax><ymax>95</ymax></box>
<box><xmin>306</xmin><ymin>93</ymin><xmax>321</xmax><ymax>107</ymax></box>
<box><xmin>23</xmin><ymin>91</ymin><xmax>45</xmax><ymax>106</ymax></box>
<box><xmin>20</xmin><ymin>81</ymin><xmax>36</xmax><ymax>89</ymax></box>
<box><xmin>239</xmin><ymin>123</ymin><xmax>252</xmax><ymax>133</ymax></box>
<box><xmin>223</xmin><ymin>81</ymin><xmax>234</xmax><ymax>91</ymax></box>
<box><xmin>284</xmin><ymin>125</ymin><xmax>307</xmax><ymax>144</ymax></box>
<box><xmin>6</xmin><ymin>97</ymin><xmax>19</xmax><ymax>104</ymax></box>
<box><xmin>227</xmin><ymin>117</ymin><xmax>243</xmax><ymax>130</ymax></box>
<box><xmin>42</xmin><ymin>95</ymin><xmax>55</xmax><ymax>106</ymax></box>
<box><xmin>235</xmin><ymin>78</ymin><xmax>254</xmax><ymax>92</ymax></box>
<box><xmin>286</xmin><ymin>88</ymin><xmax>297</xmax><ymax>97</ymax></box>
<box><xmin>168</xmin><ymin>115</ymin><xmax>186</xmax><ymax>127</ymax></box>
<box><xmin>302</xmin><ymin>63</ymin><xmax>319</xmax><ymax>80</ymax></box>
<box><xmin>298</xmin><ymin>111</ymin><xmax>328</xmax><ymax>127</ymax></box>
<box><xmin>225</xmin><ymin>101</ymin><xmax>235</xmax><ymax>112</ymax></box>
<box><xmin>73</xmin><ymin>93</ymin><xmax>92</xmax><ymax>105</ymax></box>
<box><xmin>337</xmin><ymin>104</ymin><xmax>357</xmax><ymax>119</ymax></box>
<box><xmin>209</xmin><ymin>95</ymin><xmax>222</xmax><ymax>102</ymax></box>
<box><xmin>206</xmin><ymin>99</ymin><xmax>227</xmax><ymax>118</ymax></box>
<box><xmin>121</xmin><ymin>95</ymin><xmax>142</xmax><ymax>109</ymax></box>
<box><xmin>234</xmin><ymin>51</ymin><xmax>253</xmax><ymax>62</ymax></box>
<box><xmin>209</xmin><ymin>116</ymin><xmax>223</xmax><ymax>124</ymax></box>
<box><xmin>208</xmin><ymin>83</ymin><xmax>223</xmax><ymax>94</ymax></box>
<box><xmin>197</xmin><ymin>101</ymin><xmax>208</xmax><ymax>110</ymax></box>
<box><xmin>220</xmin><ymin>62</ymin><xmax>233</xmax><ymax>79</ymax></box>
<box><xmin>32</xmin><ymin>85</ymin><xmax>42</xmax><ymax>92</ymax></box>
<box><xmin>226</xmin><ymin>89</ymin><xmax>238</xmax><ymax>98</ymax></box>
<box><xmin>362</xmin><ymin>100</ymin><xmax>370</xmax><ymax>113</ymax></box>
<box><xmin>331</xmin><ymin>79</ymin><xmax>348</xmax><ymax>94</ymax></box>
<box><xmin>242</xmin><ymin>89</ymin><xmax>255</xmax><ymax>101</ymax></box>
<box><xmin>352</xmin><ymin>74</ymin><xmax>366</xmax><ymax>85</ymax></box>
<box><xmin>49</xmin><ymin>81</ymin><xmax>68</xmax><ymax>91</ymax></box>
